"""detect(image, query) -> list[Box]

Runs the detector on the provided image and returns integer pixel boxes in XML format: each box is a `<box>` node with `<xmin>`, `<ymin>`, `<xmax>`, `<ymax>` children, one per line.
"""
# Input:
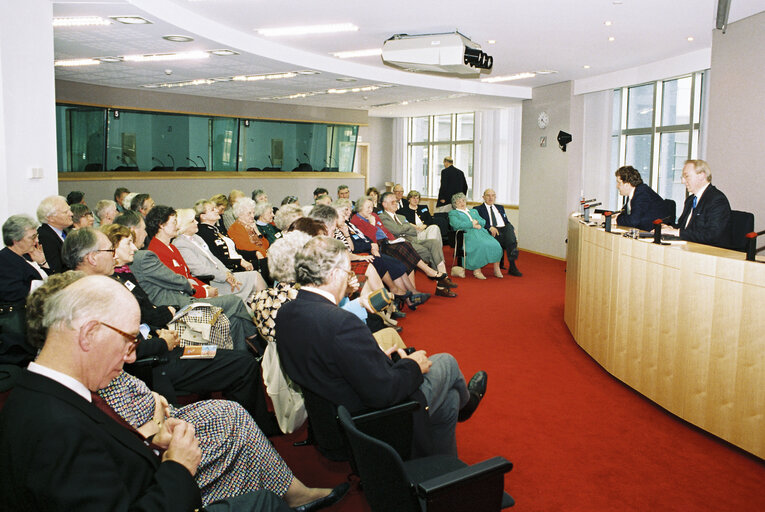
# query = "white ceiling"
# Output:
<box><xmin>52</xmin><ymin>0</ymin><xmax>765</xmax><ymax>116</ymax></box>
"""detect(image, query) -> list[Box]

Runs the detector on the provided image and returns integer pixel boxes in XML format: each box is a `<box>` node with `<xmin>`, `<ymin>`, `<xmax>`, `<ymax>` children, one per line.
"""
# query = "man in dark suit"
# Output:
<box><xmin>436</xmin><ymin>157</ymin><xmax>468</xmax><ymax>210</ymax></box>
<box><xmin>0</xmin><ymin>275</ymin><xmax>291</xmax><ymax>511</ymax></box>
<box><xmin>473</xmin><ymin>189</ymin><xmax>522</xmax><ymax>276</ymax></box>
<box><xmin>392</xmin><ymin>183</ymin><xmax>406</xmax><ymax>210</ymax></box>
<box><xmin>36</xmin><ymin>195</ymin><xmax>73</xmax><ymax>274</ymax></box>
<box><xmin>276</xmin><ymin>236</ymin><xmax>486</xmax><ymax>456</ymax></box>
<box><xmin>662</xmin><ymin>159</ymin><xmax>731</xmax><ymax>248</ymax></box>
<box><xmin>613</xmin><ymin>165</ymin><xmax>666</xmax><ymax>231</ymax></box>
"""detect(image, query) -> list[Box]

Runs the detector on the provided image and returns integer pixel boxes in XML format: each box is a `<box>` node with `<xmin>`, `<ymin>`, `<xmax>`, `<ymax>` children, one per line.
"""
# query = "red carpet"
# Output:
<box><xmin>271</xmin><ymin>251</ymin><xmax>765</xmax><ymax>511</ymax></box>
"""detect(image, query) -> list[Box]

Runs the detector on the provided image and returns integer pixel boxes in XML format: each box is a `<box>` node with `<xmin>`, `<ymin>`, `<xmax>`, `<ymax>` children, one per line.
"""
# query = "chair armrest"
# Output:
<box><xmin>196</xmin><ymin>274</ymin><xmax>215</xmax><ymax>284</ymax></box>
<box><xmin>416</xmin><ymin>456</ymin><xmax>512</xmax><ymax>495</ymax></box>
<box><xmin>351</xmin><ymin>400</ymin><xmax>419</xmax><ymax>424</ymax></box>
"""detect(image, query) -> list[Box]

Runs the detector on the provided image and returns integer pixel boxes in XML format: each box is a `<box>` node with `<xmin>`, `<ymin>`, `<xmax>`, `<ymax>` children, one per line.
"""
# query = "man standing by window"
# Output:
<box><xmin>436</xmin><ymin>157</ymin><xmax>467</xmax><ymax>212</ymax></box>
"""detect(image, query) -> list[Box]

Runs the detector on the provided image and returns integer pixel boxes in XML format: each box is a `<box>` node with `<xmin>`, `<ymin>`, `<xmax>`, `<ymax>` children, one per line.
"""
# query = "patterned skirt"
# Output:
<box><xmin>379</xmin><ymin>239</ymin><xmax>422</xmax><ymax>272</ymax></box>
<box><xmin>350</xmin><ymin>260</ymin><xmax>369</xmax><ymax>287</ymax></box>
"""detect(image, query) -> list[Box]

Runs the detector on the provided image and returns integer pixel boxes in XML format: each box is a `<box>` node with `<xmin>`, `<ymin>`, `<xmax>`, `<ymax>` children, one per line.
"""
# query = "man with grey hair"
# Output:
<box><xmin>36</xmin><ymin>195</ymin><xmax>74</xmax><ymax>274</ymax></box>
<box><xmin>307</xmin><ymin>204</ymin><xmax>339</xmax><ymax>233</ymax></box>
<box><xmin>274</xmin><ymin>204</ymin><xmax>303</xmax><ymax>232</ymax></box>
<box><xmin>336</xmin><ymin>184</ymin><xmax>350</xmax><ymax>200</ymax></box>
<box><xmin>94</xmin><ymin>199</ymin><xmax>118</xmax><ymax>227</ymax></box>
<box><xmin>276</xmin><ymin>236</ymin><xmax>486</xmax><ymax>457</ymax></box>
<box><xmin>61</xmin><ymin>227</ymin><xmax>116</xmax><ymax>275</ymax></box>
<box><xmin>392</xmin><ymin>183</ymin><xmax>405</xmax><ymax>210</ymax></box>
<box><xmin>474</xmin><ymin>188</ymin><xmax>522</xmax><ymax>276</ymax></box>
<box><xmin>0</xmin><ymin>275</ymin><xmax>292</xmax><ymax>511</ymax></box>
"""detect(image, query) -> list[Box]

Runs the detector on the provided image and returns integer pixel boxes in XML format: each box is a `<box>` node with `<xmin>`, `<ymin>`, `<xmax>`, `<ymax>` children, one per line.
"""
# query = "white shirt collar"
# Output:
<box><xmin>49</xmin><ymin>225</ymin><xmax>66</xmax><ymax>240</ymax></box>
<box><xmin>27</xmin><ymin>361</ymin><xmax>92</xmax><ymax>402</ymax></box>
<box><xmin>301</xmin><ymin>286</ymin><xmax>337</xmax><ymax>305</ymax></box>
<box><xmin>386</xmin><ymin>210</ymin><xmax>398</xmax><ymax>220</ymax></box>
<box><xmin>695</xmin><ymin>182</ymin><xmax>710</xmax><ymax>201</ymax></box>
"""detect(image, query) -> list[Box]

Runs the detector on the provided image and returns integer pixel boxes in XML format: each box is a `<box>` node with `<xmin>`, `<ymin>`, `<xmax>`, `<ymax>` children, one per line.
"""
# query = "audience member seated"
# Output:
<box><xmin>130</xmin><ymin>193</ymin><xmax>155</xmax><ymax>218</ymax></box>
<box><xmin>22</xmin><ymin>272</ymin><xmax>348</xmax><ymax>511</ymax></box>
<box><xmin>613</xmin><ymin>165</ymin><xmax>666</xmax><ymax>232</ymax></box>
<box><xmin>276</xmin><ymin>236</ymin><xmax>487</xmax><ymax>456</ymax></box>
<box><xmin>222</xmin><ymin>189</ymin><xmax>246</xmax><ymax>232</ymax></box>
<box><xmin>662</xmin><ymin>159</ymin><xmax>732</xmax><ymax>248</ymax></box>
<box><xmin>66</xmin><ymin>190</ymin><xmax>86</xmax><ymax>206</ymax></box>
<box><xmin>227</xmin><ymin>197</ymin><xmax>270</xmax><ymax>265</ymax></box>
<box><xmin>449</xmin><ymin>193</ymin><xmax>503</xmax><ymax>280</ymax></box>
<box><xmin>210</xmin><ymin>193</ymin><xmax>230</xmax><ymax>234</ymax></box>
<box><xmin>194</xmin><ymin>200</ymin><xmax>255</xmax><ymax>273</ymax></box>
<box><xmin>379</xmin><ymin>192</ymin><xmax>456</xmax><ymax>298</ymax></box>
<box><xmin>70</xmin><ymin>203</ymin><xmax>95</xmax><ymax>229</ymax></box>
<box><xmin>254</xmin><ymin>202</ymin><xmax>280</xmax><ymax>244</ymax></box>
<box><xmin>251</xmin><ymin>189</ymin><xmax>269</xmax><ymax>204</ymax></box>
<box><xmin>474</xmin><ymin>188</ymin><xmax>522</xmax><ymax>277</ymax></box>
<box><xmin>36</xmin><ymin>195</ymin><xmax>73</xmax><ymax>274</ymax></box>
<box><xmin>116</xmin><ymin>210</ymin><xmax>258</xmax><ymax>350</ymax></box>
<box><xmin>391</xmin><ymin>184</ymin><xmax>406</xmax><ymax>210</ymax></box>
<box><xmin>94</xmin><ymin>199</ymin><xmax>118</xmax><ymax>227</ymax></box>
<box><xmin>172</xmin><ymin>208</ymin><xmax>265</xmax><ymax>303</ymax></box>
<box><xmin>0</xmin><ymin>274</ymin><xmax>293</xmax><ymax>511</ymax></box>
<box><xmin>365</xmin><ymin>186</ymin><xmax>380</xmax><ymax>211</ymax></box>
<box><xmin>114</xmin><ymin>186</ymin><xmax>130</xmax><ymax>213</ymax></box>
<box><xmin>280</xmin><ymin>195</ymin><xmax>300</xmax><ymax>207</ymax></box>
<box><xmin>398</xmin><ymin>189</ymin><xmax>450</xmax><ymax>241</ymax></box>
<box><xmin>336</xmin><ymin>184</ymin><xmax>352</xmax><ymax>203</ymax></box>
<box><xmin>274</xmin><ymin>203</ymin><xmax>303</xmax><ymax>234</ymax></box>
<box><xmin>0</xmin><ymin>215</ymin><xmax>49</xmax><ymax>338</ymax></box>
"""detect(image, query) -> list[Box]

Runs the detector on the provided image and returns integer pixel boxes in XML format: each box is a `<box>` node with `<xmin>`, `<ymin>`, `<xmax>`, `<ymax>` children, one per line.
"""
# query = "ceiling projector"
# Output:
<box><xmin>381</xmin><ymin>31</ymin><xmax>493</xmax><ymax>77</ymax></box>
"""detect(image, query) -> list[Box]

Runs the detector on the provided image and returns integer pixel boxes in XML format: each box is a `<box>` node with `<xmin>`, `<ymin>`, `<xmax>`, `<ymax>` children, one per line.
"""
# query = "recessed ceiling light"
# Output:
<box><xmin>296</xmin><ymin>70</ymin><xmax>320</xmax><ymax>75</ymax></box>
<box><xmin>257</xmin><ymin>23</ymin><xmax>358</xmax><ymax>37</ymax></box>
<box><xmin>336</xmin><ymin>77</ymin><xmax>358</xmax><ymax>82</ymax></box>
<box><xmin>109</xmin><ymin>16</ymin><xmax>152</xmax><ymax>25</ymax></box>
<box><xmin>232</xmin><ymin>72</ymin><xmax>298</xmax><ymax>82</ymax></box>
<box><xmin>96</xmin><ymin>56</ymin><xmax>123</xmax><ymax>63</ymax></box>
<box><xmin>208</xmin><ymin>49</ymin><xmax>240</xmax><ymax>56</ymax></box>
<box><xmin>331</xmin><ymin>48</ymin><xmax>382</xmax><ymax>59</ymax></box>
<box><xmin>583</xmin><ymin>65</ymin><xmax>591</xmax><ymax>69</ymax></box>
<box><xmin>123</xmin><ymin>51</ymin><xmax>210</xmax><ymax>63</ymax></box>
<box><xmin>535</xmin><ymin>70</ymin><xmax>558</xmax><ymax>75</ymax></box>
<box><xmin>487</xmin><ymin>40</ymin><xmax>496</xmax><ymax>44</ymax></box>
<box><xmin>481</xmin><ymin>72</ymin><xmax>536</xmax><ymax>83</ymax></box>
<box><xmin>53</xmin><ymin>16</ymin><xmax>111</xmax><ymax>27</ymax></box>
<box><xmin>54</xmin><ymin>58</ymin><xmax>100</xmax><ymax>67</ymax></box>
<box><xmin>604</xmin><ymin>21</ymin><xmax>613</xmax><ymax>26</ymax></box>
<box><xmin>687</xmin><ymin>36</ymin><xmax>694</xmax><ymax>42</ymax></box>
<box><xmin>163</xmin><ymin>35</ymin><xmax>194</xmax><ymax>43</ymax></box>
<box><xmin>608</xmin><ymin>36</ymin><xmax>615</xmax><ymax>42</ymax></box>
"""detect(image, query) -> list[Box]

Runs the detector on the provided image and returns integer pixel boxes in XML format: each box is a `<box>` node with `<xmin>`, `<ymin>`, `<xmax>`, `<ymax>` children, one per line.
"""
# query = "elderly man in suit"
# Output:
<box><xmin>379</xmin><ymin>192</ymin><xmax>457</xmax><ymax>297</ymax></box>
<box><xmin>662</xmin><ymin>159</ymin><xmax>731</xmax><ymax>248</ymax></box>
<box><xmin>276</xmin><ymin>236</ymin><xmax>486</xmax><ymax>456</ymax></box>
<box><xmin>436</xmin><ymin>157</ymin><xmax>468</xmax><ymax>211</ymax></box>
<box><xmin>36</xmin><ymin>195</ymin><xmax>74</xmax><ymax>274</ymax></box>
<box><xmin>473</xmin><ymin>189</ymin><xmax>522</xmax><ymax>277</ymax></box>
<box><xmin>0</xmin><ymin>275</ymin><xmax>291</xmax><ymax>511</ymax></box>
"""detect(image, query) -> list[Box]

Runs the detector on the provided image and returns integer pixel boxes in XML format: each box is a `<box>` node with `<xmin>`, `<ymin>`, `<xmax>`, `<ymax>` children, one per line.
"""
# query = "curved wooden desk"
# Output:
<box><xmin>565</xmin><ymin>216</ymin><xmax>765</xmax><ymax>459</ymax></box>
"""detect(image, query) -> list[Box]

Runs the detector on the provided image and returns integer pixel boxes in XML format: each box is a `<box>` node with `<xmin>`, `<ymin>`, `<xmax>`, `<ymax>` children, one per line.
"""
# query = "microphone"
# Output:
<box><xmin>603</xmin><ymin>211</ymin><xmax>613</xmax><ymax>232</ymax></box>
<box><xmin>296</xmin><ymin>158</ymin><xmax>301</xmax><ymax>165</ymax></box>
<box><xmin>186</xmin><ymin>157</ymin><xmax>197</xmax><ymax>167</ymax></box>
<box><xmin>653</xmin><ymin>218</ymin><xmax>663</xmax><ymax>244</ymax></box>
<box><xmin>152</xmin><ymin>156</ymin><xmax>166</xmax><ymax>167</ymax></box>
<box><xmin>580</xmin><ymin>198</ymin><xmax>597</xmax><ymax>204</ymax></box>
<box><xmin>167</xmin><ymin>154</ymin><xmax>175</xmax><ymax>167</ymax></box>
<box><xmin>303</xmin><ymin>153</ymin><xmax>310</xmax><ymax>162</ymax></box>
<box><xmin>268</xmin><ymin>155</ymin><xmax>273</xmax><ymax>165</ymax></box>
<box><xmin>582</xmin><ymin>202</ymin><xmax>600</xmax><ymax>222</ymax></box>
<box><xmin>196</xmin><ymin>155</ymin><xmax>206</xmax><ymax>168</ymax></box>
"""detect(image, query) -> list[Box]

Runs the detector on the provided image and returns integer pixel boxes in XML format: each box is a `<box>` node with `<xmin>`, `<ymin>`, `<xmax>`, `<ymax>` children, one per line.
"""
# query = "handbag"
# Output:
<box><xmin>262</xmin><ymin>342</ymin><xmax>307</xmax><ymax>433</ymax></box>
<box><xmin>167</xmin><ymin>302</ymin><xmax>233</xmax><ymax>349</ymax></box>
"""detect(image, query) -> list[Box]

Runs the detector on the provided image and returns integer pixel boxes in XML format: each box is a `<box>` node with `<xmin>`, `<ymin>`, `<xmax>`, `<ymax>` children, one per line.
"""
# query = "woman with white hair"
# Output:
<box><xmin>94</xmin><ymin>199</ymin><xmax>118</xmax><ymax>227</ymax></box>
<box><xmin>254</xmin><ymin>202</ymin><xmax>279</xmax><ymax>244</ymax></box>
<box><xmin>227</xmin><ymin>197</ymin><xmax>269</xmax><ymax>265</ymax></box>
<box><xmin>172</xmin><ymin>208</ymin><xmax>266</xmax><ymax>303</ymax></box>
<box><xmin>448</xmin><ymin>193</ymin><xmax>503</xmax><ymax>279</ymax></box>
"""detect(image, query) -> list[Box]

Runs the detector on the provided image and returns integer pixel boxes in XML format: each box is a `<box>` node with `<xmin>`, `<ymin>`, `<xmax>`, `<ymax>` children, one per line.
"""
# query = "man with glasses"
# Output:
<box><xmin>36</xmin><ymin>195</ymin><xmax>74</xmax><ymax>274</ymax></box>
<box><xmin>0</xmin><ymin>275</ymin><xmax>292</xmax><ymax>511</ymax></box>
<box><xmin>61</xmin><ymin>227</ymin><xmax>279</xmax><ymax>435</ymax></box>
<box><xmin>276</xmin><ymin>237</ymin><xmax>487</xmax><ymax>457</ymax></box>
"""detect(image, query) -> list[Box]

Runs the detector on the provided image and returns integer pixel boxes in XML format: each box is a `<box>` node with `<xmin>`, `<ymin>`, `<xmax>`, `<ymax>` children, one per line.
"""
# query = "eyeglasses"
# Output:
<box><xmin>95</xmin><ymin>248</ymin><xmax>115</xmax><ymax>254</ymax></box>
<box><xmin>97</xmin><ymin>321</ymin><xmax>140</xmax><ymax>355</ymax></box>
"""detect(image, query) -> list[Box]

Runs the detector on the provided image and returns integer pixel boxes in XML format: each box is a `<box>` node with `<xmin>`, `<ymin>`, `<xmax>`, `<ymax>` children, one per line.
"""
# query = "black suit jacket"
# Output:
<box><xmin>0</xmin><ymin>371</ymin><xmax>200</xmax><ymax>512</ymax></box>
<box><xmin>473</xmin><ymin>203</ymin><xmax>513</xmax><ymax>231</ymax></box>
<box><xmin>37</xmin><ymin>223</ymin><xmax>65</xmax><ymax>274</ymax></box>
<box><xmin>616</xmin><ymin>183</ymin><xmax>666</xmax><ymax>232</ymax></box>
<box><xmin>397</xmin><ymin>204</ymin><xmax>436</xmax><ymax>226</ymax></box>
<box><xmin>0</xmin><ymin>247</ymin><xmax>45</xmax><ymax>303</ymax></box>
<box><xmin>675</xmin><ymin>185</ymin><xmax>731</xmax><ymax>248</ymax></box>
<box><xmin>437</xmin><ymin>165</ymin><xmax>468</xmax><ymax>205</ymax></box>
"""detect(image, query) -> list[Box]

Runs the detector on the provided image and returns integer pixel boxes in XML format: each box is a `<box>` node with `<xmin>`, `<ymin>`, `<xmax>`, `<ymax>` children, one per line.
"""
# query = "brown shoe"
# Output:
<box><xmin>435</xmin><ymin>286</ymin><xmax>457</xmax><ymax>298</ymax></box>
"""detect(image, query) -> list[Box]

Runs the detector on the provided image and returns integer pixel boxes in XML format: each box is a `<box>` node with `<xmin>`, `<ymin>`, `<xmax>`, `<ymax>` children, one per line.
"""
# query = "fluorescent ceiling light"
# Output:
<box><xmin>257</xmin><ymin>23</ymin><xmax>358</xmax><ymax>37</ymax></box>
<box><xmin>209</xmin><ymin>49</ymin><xmax>240</xmax><ymax>56</ymax></box>
<box><xmin>163</xmin><ymin>35</ymin><xmax>194</xmax><ymax>43</ymax></box>
<box><xmin>109</xmin><ymin>16</ymin><xmax>152</xmax><ymax>25</ymax></box>
<box><xmin>535</xmin><ymin>70</ymin><xmax>558</xmax><ymax>75</ymax></box>
<box><xmin>53</xmin><ymin>16</ymin><xmax>111</xmax><ymax>27</ymax></box>
<box><xmin>327</xmin><ymin>85</ymin><xmax>381</xmax><ymax>94</ymax></box>
<box><xmin>481</xmin><ymin>72</ymin><xmax>536</xmax><ymax>83</ymax></box>
<box><xmin>123</xmin><ymin>51</ymin><xmax>210</xmax><ymax>62</ymax></box>
<box><xmin>54</xmin><ymin>58</ymin><xmax>100</xmax><ymax>67</ymax></box>
<box><xmin>97</xmin><ymin>56</ymin><xmax>123</xmax><ymax>63</ymax></box>
<box><xmin>232</xmin><ymin>72</ymin><xmax>298</xmax><ymax>82</ymax></box>
<box><xmin>331</xmin><ymin>48</ymin><xmax>382</xmax><ymax>59</ymax></box>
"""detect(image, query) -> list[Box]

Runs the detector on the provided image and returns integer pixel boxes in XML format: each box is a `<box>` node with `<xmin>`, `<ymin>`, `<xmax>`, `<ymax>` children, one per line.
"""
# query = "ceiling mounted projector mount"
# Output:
<box><xmin>381</xmin><ymin>31</ymin><xmax>493</xmax><ymax>77</ymax></box>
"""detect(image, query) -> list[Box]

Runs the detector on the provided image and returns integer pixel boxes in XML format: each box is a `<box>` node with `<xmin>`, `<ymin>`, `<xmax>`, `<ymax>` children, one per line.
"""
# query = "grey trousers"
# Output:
<box><xmin>410</xmin><ymin>236</ymin><xmax>445</xmax><ymax>268</ymax></box>
<box><xmin>419</xmin><ymin>353</ymin><xmax>470</xmax><ymax>456</ymax></box>
<box><xmin>206</xmin><ymin>490</ymin><xmax>292</xmax><ymax>511</ymax></box>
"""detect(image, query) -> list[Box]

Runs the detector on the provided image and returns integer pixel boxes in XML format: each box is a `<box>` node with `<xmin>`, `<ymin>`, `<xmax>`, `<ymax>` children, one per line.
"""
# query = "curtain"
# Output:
<box><xmin>391</xmin><ymin>117</ymin><xmax>407</xmax><ymax>187</ymax></box>
<box><xmin>581</xmin><ymin>90</ymin><xmax>615</xmax><ymax>210</ymax></box>
<box><xmin>474</xmin><ymin>106</ymin><xmax>522</xmax><ymax>204</ymax></box>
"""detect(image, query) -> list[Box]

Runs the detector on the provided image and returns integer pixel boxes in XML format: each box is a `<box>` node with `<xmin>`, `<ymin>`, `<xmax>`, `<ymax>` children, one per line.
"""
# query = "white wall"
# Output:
<box><xmin>0</xmin><ymin>0</ymin><xmax>58</xmax><ymax>223</ymax></box>
<box><xmin>358</xmin><ymin>117</ymin><xmax>393</xmax><ymax>190</ymax></box>
<box><xmin>705</xmin><ymin>12</ymin><xmax>765</xmax><ymax>231</ymax></box>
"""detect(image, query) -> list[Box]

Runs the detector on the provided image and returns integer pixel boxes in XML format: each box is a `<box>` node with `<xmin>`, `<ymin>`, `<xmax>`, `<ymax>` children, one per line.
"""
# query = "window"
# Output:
<box><xmin>406</xmin><ymin>113</ymin><xmax>475</xmax><ymax>199</ymax></box>
<box><xmin>610</xmin><ymin>72</ymin><xmax>704</xmax><ymax>210</ymax></box>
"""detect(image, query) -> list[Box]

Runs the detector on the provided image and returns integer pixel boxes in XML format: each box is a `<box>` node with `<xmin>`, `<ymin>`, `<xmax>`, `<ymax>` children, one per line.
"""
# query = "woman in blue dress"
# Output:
<box><xmin>448</xmin><ymin>193</ymin><xmax>503</xmax><ymax>279</ymax></box>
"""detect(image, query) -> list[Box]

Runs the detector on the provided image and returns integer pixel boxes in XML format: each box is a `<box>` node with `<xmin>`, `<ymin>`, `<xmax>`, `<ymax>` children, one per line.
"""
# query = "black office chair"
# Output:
<box><xmin>662</xmin><ymin>199</ymin><xmax>676</xmax><ymax>225</ymax></box>
<box><xmin>246</xmin><ymin>167</ymin><xmax>262</xmax><ymax>172</ymax></box>
<box><xmin>727</xmin><ymin>210</ymin><xmax>755</xmax><ymax>252</ymax></box>
<box><xmin>337</xmin><ymin>405</ymin><xmax>515</xmax><ymax>512</ymax></box>
<box><xmin>299</xmin><ymin>386</ymin><xmax>418</xmax><ymax>463</ymax></box>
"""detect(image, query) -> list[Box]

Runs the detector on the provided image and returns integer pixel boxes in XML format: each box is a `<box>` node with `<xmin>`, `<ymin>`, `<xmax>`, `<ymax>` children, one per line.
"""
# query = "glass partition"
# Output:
<box><xmin>56</xmin><ymin>103</ymin><xmax>358</xmax><ymax>173</ymax></box>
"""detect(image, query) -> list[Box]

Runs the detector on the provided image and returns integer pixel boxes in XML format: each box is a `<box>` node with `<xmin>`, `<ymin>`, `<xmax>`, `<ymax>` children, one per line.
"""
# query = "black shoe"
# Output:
<box><xmin>508</xmin><ymin>266</ymin><xmax>522</xmax><ymax>277</ymax></box>
<box><xmin>390</xmin><ymin>310</ymin><xmax>407</xmax><ymax>319</ymax></box>
<box><xmin>458</xmin><ymin>371</ymin><xmax>487</xmax><ymax>422</ymax></box>
<box><xmin>435</xmin><ymin>286</ymin><xmax>457</xmax><ymax>298</ymax></box>
<box><xmin>292</xmin><ymin>482</ymin><xmax>350</xmax><ymax>512</ymax></box>
<box><xmin>430</xmin><ymin>272</ymin><xmax>458</xmax><ymax>288</ymax></box>
<box><xmin>409</xmin><ymin>292</ymin><xmax>431</xmax><ymax>306</ymax></box>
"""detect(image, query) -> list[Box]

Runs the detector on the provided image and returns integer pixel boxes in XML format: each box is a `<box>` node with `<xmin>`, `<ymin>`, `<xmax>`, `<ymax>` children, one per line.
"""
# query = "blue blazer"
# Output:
<box><xmin>675</xmin><ymin>184</ymin><xmax>731</xmax><ymax>248</ymax></box>
<box><xmin>616</xmin><ymin>183</ymin><xmax>666</xmax><ymax>231</ymax></box>
<box><xmin>473</xmin><ymin>203</ymin><xmax>511</xmax><ymax>231</ymax></box>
